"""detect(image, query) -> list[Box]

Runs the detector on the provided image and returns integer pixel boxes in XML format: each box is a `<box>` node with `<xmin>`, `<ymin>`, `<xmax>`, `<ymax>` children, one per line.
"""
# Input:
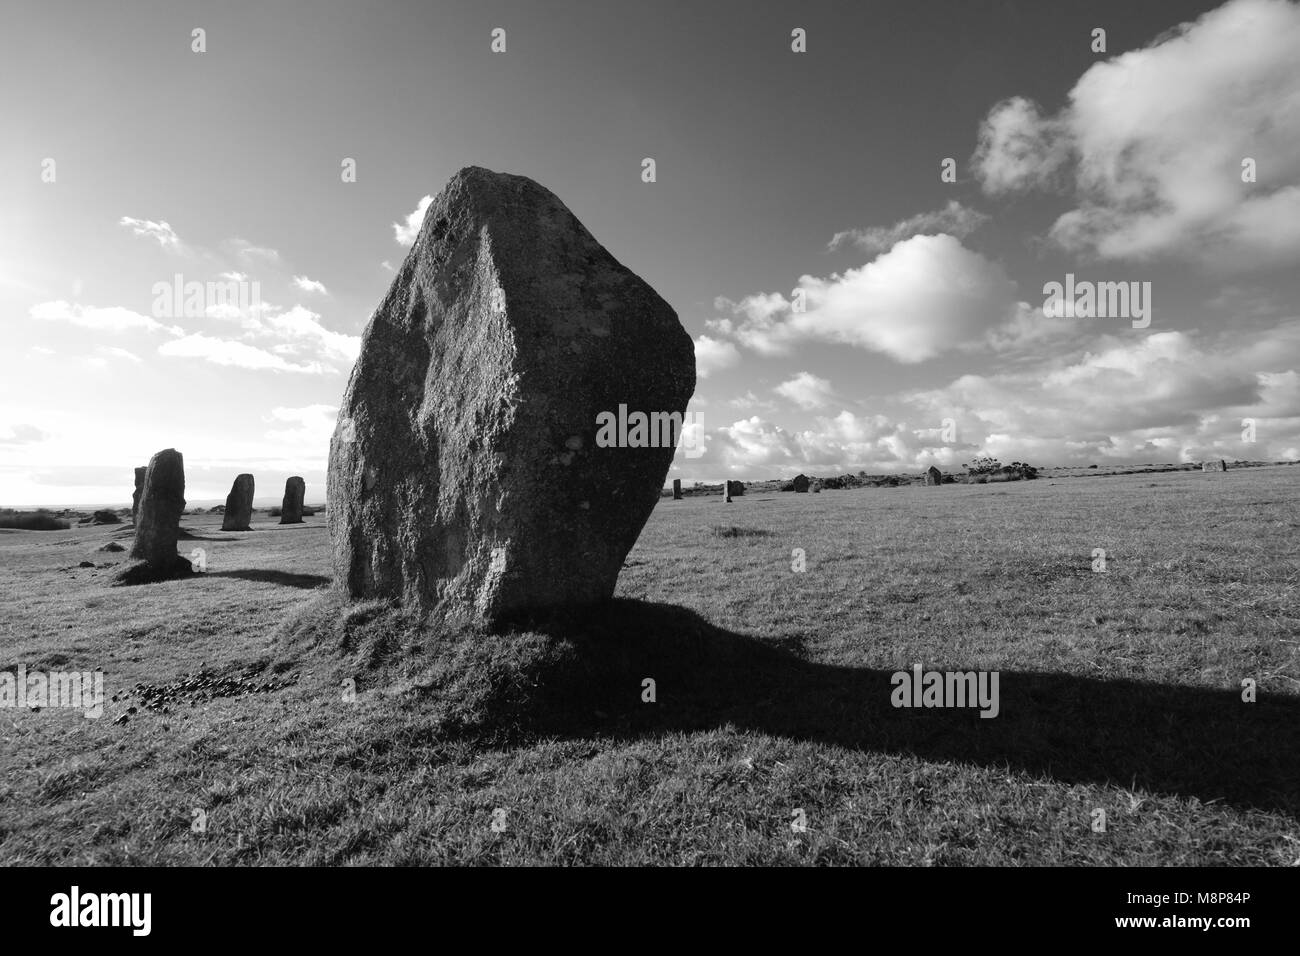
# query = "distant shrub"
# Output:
<box><xmin>963</xmin><ymin>458</ymin><xmax>1038</xmax><ymax>483</ymax></box>
<box><xmin>91</xmin><ymin>509</ymin><xmax>121</xmax><ymax>524</ymax></box>
<box><xmin>268</xmin><ymin>507</ymin><xmax>283</xmax><ymax>517</ymax></box>
<box><xmin>0</xmin><ymin>509</ymin><xmax>70</xmax><ymax>531</ymax></box>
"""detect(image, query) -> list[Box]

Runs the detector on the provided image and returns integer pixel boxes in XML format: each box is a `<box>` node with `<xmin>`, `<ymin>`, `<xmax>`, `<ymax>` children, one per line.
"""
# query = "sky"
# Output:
<box><xmin>2</xmin><ymin>0</ymin><xmax>1298</xmax><ymax>506</ymax></box>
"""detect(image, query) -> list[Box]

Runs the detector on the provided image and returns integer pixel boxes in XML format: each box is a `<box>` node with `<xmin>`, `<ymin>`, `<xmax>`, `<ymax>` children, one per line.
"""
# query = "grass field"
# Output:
<box><xmin>1</xmin><ymin>465</ymin><xmax>1298</xmax><ymax>865</ymax></box>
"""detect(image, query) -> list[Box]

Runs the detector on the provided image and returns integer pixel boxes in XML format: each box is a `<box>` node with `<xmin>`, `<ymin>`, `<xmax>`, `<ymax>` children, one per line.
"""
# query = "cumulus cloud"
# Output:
<box><xmin>972</xmin><ymin>0</ymin><xmax>1300</xmax><ymax>270</ymax></box>
<box><xmin>712</xmin><ymin>234</ymin><xmax>1019</xmax><ymax>362</ymax></box>
<box><xmin>906</xmin><ymin>321</ymin><xmax>1300</xmax><ymax>463</ymax></box>
<box><xmin>829</xmin><ymin>201</ymin><xmax>991</xmax><ymax>254</ymax></box>
<box><xmin>262</xmin><ymin>305</ymin><xmax>360</xmax><ymax>365</ymax></box>
<box><xmin>775</xmin><ymin>372</ymin><xmax>835</xmax><ymax>409</ymax></box>
<box><xmin>292</xmin><ymin>275</ymin><xmax>329</xmax><ymax>295</ymax></box>
<box><xmin>264</xmin><ymin>404</ymin><xmax>339</xmax><ymax>446</ymax></box>
<box><xmin>118</xmin><ymin>216</ymin><xmax>182</xmax><ymax>250</ymax></box>
<box><xmin>693</xmin><ymin>334</ymin><xmax>740</xmax><ymax>378</ymax></box>
<box><xmin>971</xmin><ymin>98</ymin><xmax>1071</xmax><ymax>196</ymax></box>
<box><xmin>158</xmin><ymin>333</ymin><xmax>326</xmax><ymax>374</ymax></box>
<box><xmin>30</xmin><ymin>300</ymin><xmax>177</xmax><ymax>335</ymax></box>
<box><xmin>394</xmin><ymin>195</ymin><xmax>433</xmax><ymax>246</ymax></box>
<box><xmin>0</xmin><ymin>424</ymin><xmax>48</xmax><ymax>445</ymax></box>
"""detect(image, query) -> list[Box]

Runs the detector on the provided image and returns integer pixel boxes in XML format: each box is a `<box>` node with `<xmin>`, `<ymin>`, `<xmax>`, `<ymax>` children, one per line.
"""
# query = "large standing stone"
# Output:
<box><xmin>221</xmin><ymin>474</ymin><xmax>255</xmax><ymax>531</ymax></box>
<box><xmin>127</xmin><ymin>449</ymin><xmax>188</xmax><ymax>572</ymax></box>
<box><xmin>131</xmin><ymin>466</ymin><xmax>146</xmax><ymax>526</ymax></box>
<box><xmin>280</xmin><ymin>477</ymin><xmax>305</xmax><ymax>524</ymax></box>
<box><xmin>672</xmin><ymin>479</ymin><xmax>682</xmax><ymax>501</ymax></box>
<box><xmin>328</xmin><ymin>166</ymin><xmax>695</xmax><ymax>624</ymax></box>
<box><xmin>725</xmin><ymin>480</ymin><xmax>745</xmax><ymax>498</ymax></box>
<box><xmin>924</xmin><ymin>466</ymin><xmax>943</xmax><ymax>486</ymax></box>
<box><xmin>1202</xmin><ymin>459</ymin><xmax>1227</xmax><ymax>472</ymax></box>
<box><xmin>792</xmin><ymin>474</ymin><xmax>810</xmax><ymax>493</ymax></box>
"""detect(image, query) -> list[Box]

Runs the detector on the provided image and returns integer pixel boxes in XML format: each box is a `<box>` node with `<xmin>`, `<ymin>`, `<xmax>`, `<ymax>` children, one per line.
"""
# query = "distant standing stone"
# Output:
<box><xmin>673</xmin><ymin>479</ymin><xmax>682</xmax><ymax>500</ymax></box>
<box><xmin>924</xmin><ymin>466</ymin><xmax>943</xmax><ymax>486</ymax></box>
<box><xmin>280</xmin><ymin>477</ymin><xmax>306</xmax><ymax>524</ymax></box>
<box><xmin>221</xmin><ymin>474</ymin><xmax>255</xmax><ymax>531</ymax></box>
<box><xmin>792</xmin><ymin>474</ymin><xmax>810</xmax><ymax>493</ymax></box>
<box><xmin>725</xmin><ymin>480</ymin><xmax>745</xmax><ymax>498</ymax></box>
<box><xmin>128</xmin><ymin>449</ymin><xmax>188</xmax><ymax>572</ymax></box>
<box><xmin>131</xmin><ymin>466</ymin><xmax>146</xmax><ymax>526</ymax></box>
<box><xmin>1202</xmin><ymin>459</ymin><xmax>1227</xmax><ymax>472</ymax></box>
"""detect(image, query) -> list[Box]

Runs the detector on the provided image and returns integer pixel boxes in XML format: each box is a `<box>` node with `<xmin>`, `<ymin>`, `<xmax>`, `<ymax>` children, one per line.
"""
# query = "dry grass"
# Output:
<box><xmin>1</xmin><ymin>466</ymin><xmax>1298</xmax><ymax>865</ymax></box>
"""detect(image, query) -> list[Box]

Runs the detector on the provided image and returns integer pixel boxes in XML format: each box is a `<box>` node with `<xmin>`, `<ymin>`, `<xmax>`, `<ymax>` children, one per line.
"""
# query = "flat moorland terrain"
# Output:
<box><xmin>1</xmin><ymin>465</ymin><xmax>1298</xmax><ymax>865</ymax></box>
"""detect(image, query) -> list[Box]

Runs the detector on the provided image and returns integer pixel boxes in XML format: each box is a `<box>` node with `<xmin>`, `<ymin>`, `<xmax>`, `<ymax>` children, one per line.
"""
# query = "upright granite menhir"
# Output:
<box><xmin>121</xmin><ymin>448</ymin><xmax>192</xmax><ymax>581</ymax></box>
<box><xmin>280</xmin><ymin>477</ymin><xmax>305</xmax><ymax>524</ymax></box>
<box><xmin>328</xmin><ymin>166</ymin><xmax>695</xmax><ymax>625</ymax></box>
<box><xmin>222</xmin><ymin>474</ymin><xmax>255</xmax><ymax>531</ymax></box>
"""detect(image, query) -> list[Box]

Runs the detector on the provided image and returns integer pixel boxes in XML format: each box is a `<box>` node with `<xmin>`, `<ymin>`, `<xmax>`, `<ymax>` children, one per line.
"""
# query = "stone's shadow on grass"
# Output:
<box><xmin>206</xmin><ymin>569</ymin><xmax>331</xmax><ymax>590</ymax></box>
<box><xmin>176</xmin><ymin>528</ymin><xmax>231</xmax><ymax>541</ymax></box>
<box><xmin>276</xmin><ymin>595</ymin><xmax>1300</xmax><ymax>819</ymax></box>
<box><xmin>111</xmin><ymin>557</ymin><xmax>196</xmax><ymax>586</ymax></box>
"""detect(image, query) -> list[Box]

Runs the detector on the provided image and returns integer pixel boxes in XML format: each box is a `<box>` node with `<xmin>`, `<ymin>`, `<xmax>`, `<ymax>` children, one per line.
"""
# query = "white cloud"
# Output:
<box><xmin>713</xmin><ymin>235</ymin><xmax>1019</xmax><ymax>362</ymax></box>
<box><xmin>30</xmin><ymin>300</ymin><xmax>175</xmax><ymax>335</ymax></box>
<box><xmin>264</xmin><ymin>404</ymin><xmax>340</xmax><ymax>446</ymax></box>
<box><xmin>775</xmin><ymin>372</ymin><xmax>835</xmax><ymax>409</ymax></box>
<box><xmin>0</xmin><ymin>424</ymin><xmax>48</xmax><ymax>445</ymax></box>
<box><xmin>96</xmin><ymin>346</ymin><xmax>141</xmax><ymax>363</ymax></box>
<box><xmin>972</xmin><ymin>98</ymin><xmax>1071</xmax><ymax>196</ymax></box>
<box><xmin>394</xmin><ymin>195</ymin><xmax>433</xmax><ymax>246</ymax></box>
<box><xmin>226</xmin><ymin>238</ymin><xmax>282</xmax><ymax>264</ymax></box>
<box><xmin>220</xmin><ymin>271</ymin><xmax>248</xmax><ymax>282</ymax></box>
<box><xmin>973</xmin><ymin>0</ymin><xmax>1300</xmax><ymax>270</ymax></box>
<box><xmin>292</xmin><ymin>275</ymin><xmax>329</xmax><ymax>295</ymax></box>
<box><xmin>158</xmin><ymin>333</ymin><xmax>326</xmax><ymax>374</ymax></box>
<box><xmin>380</xmin><ymin>260</ymin><xmax>395</xmax><ymax>272</ymax></box>
<box><xmin>263</xmin><ymin>305</ymin><xmax>360</xmax><ymax>365</ymax></box>
<box><xmin>693</xmin><ymin>334</ymin><xmax>740</xmax><ymax>378</ymax></box>
<box><xmin>118</xmin><ymin>216</ymin><xmax>182</xmax><ymax>250</ymax></box>
<box><xmin>829</xmin><ymin>201</ymin><xmax>991</xmax><ymax>254</ymax></box>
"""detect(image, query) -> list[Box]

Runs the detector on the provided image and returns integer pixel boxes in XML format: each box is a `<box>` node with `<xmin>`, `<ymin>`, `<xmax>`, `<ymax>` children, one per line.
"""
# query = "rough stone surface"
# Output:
<box><xmin>128</xmin><ymin>449</ymin><xmax>188</xmax><ymax>570</ymax></box>
<box><xmin>131</xmin><ymin>466</ymin><xmax>146</xmax><ymax>526</ymax></box>
<box><xmin>222</xmin><ymin>474</ymin><xmax>255</xmax><ymax>531</ymax></box>
<box><xmin>792</xmin><ymin>474</ymin><xmax>810</xmax><ymax>493</ymax></box>
<box><xmin>672</xmin><ymin>479</ymin><xmax>682</xmax><ymax>500</ymax></box>
<box><xmin>328</xmin><ymin>166</ymin><xmax>695</xmax><ymax>624</ymax></box>
<box><xmin>280</xmin><ymin>477</ymin><xmax>306</xmax><ymax>524</ymax></box>
<box><xmin>1202</xmin><ymin>459</ymin><xmax>1227</xmax><ymax>472</ymax></box>
<box><xmin>725</xmin><ymin>480</ymin><xmax>745</xmax><ymax>498</ymax></box>
<box><xmin>924</xmin><ymin>466</ymin><xmax>943</xmax><ymax>486</ymax></box>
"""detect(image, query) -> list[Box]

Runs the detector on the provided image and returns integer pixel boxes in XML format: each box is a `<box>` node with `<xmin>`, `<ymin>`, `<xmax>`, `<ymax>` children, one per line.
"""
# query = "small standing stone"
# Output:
<box><xmin>1202</xmin><ymin>459</ymin><xmax>1227</xmax><ymax>472</ymax></box>
<box><xmin>792</xmin><ymin>474</ymin><xmax>810</xmax><ymax>493</ymax></box>
<box><xmin>221</xmin><ymin>474</ymin><xmax>255</xmax><ymax>531</ymax></box>
<box><xmin>672</xmin><ymin>479</ymin><xmax>682</xmax><ymax>500</ymax></box>
<box><xmin>280</xmin><ymin>477</ymin><xmax>306</xmax><ymax>524</ymax></box>
<box><xmin>725</xmin><ymin>480</ymin><xmax>745</xmax><ymax>498</ymax></box>
<box><xmin>924</xmin><ymin>466</ymin><xmax>943</xmax><ymax>486</ymax></box>
<box><xmin>124</xmin><ymin>449</ymin><xmax>191</xmax><ymax>579</ymax></box>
